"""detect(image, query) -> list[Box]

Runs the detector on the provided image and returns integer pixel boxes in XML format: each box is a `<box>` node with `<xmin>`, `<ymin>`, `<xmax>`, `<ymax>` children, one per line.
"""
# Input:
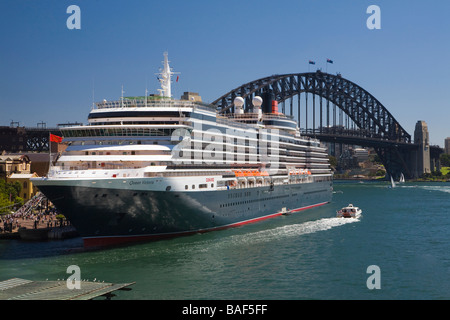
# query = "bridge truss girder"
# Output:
<box><xmin>213</xmin><ymin>71</ymin><xmax>410</xmax><ymax>144</ymax></box>
<box><xmin>25</xmin><ymin>129</ymin><xmax>61</xmax><ymax>152</ymax></box>
<box><xmin>213</xmin><ymin>71</ymin><xmax>415</xmax><ymax>178</ymax></box>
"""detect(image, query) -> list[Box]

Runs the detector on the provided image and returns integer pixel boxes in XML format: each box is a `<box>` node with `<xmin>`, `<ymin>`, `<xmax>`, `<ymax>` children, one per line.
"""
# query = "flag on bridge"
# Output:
<box><xmin>309</xmin><ymin>60</ymin><xmax>316</xmax><ymax>65</ymax></box>
<box><xmin>50</xmin><ymin>133</ymin><xmax>63</xmax><ymax>143</ymax></box>
<box><xmin>327</xmin><ymin>59</ymin><xmax>333</xmax><ymax>64</ymax></box>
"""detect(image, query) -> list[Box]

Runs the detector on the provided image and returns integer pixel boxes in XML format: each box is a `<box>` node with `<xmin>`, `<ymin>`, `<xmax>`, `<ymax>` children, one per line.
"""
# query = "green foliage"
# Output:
<box><xmin>328</xmin><ymin>155</ymin><xmax>337</xmax><ymax>168</ymax></box>
<box><xmin>441</xmin><ymin>167</ymin><xmax>450</xmax><ymax>176</ymax></box>
<box><xmin>56</xmin><ymin>214</ymin><xmax>66</xmax><ymax>221</ymax></box>
<box><xmin>440</xmin><ymin>154</ymin><xmax>450</xmax><ymax>167</ymax></box>
<box><xmin>421</xmin><ymin>169</ymin><xmax>450</xmax><ymax>181</ymax></box>
<box><xmin>371</xmin><ymin>154</ymin><xmax>382</xmax><ymax>164</ymax></box>
<box><xmin>0</xmin><ymin>193</ymin><xmax>11</xmax><ymax>213</ymax></box>
<box><xmin>0</xmin><ymin>179</ymin><xmax>23</xmax><ymax>212</ymax></box>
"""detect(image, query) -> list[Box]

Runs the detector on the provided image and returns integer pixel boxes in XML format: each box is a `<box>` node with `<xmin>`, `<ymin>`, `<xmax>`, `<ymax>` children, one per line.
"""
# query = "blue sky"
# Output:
<box><xmin>0</xmin><ymin>0</ymin><xmax>449</xmax><ymax>147</ymax></box>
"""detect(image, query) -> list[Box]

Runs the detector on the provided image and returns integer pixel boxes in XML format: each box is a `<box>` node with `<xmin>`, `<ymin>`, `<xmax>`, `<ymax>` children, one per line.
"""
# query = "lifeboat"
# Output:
<box><xmin>234</xmin><ymin>170</ymin><xmax>244</xmax><ymax>177</ymax></box>
<box><xmin>243</xmin><ymin>170</ymin><xmax>253</xmax><ymax>177</ymax></box>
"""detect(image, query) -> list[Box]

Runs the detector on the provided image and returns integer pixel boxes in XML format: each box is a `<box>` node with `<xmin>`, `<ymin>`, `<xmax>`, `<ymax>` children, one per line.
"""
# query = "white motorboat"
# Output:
<box><xmin>337</xmin><ymin>204</ymin><xmax>362</xmax><ymax>218</ymax></box>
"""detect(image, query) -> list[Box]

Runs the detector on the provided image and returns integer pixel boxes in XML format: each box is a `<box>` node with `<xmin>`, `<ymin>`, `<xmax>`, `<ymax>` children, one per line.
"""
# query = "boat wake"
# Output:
<box><xmin>400</xmin><ymin>185</ymin><xmax>450</xmax><ymax>194</ymax></box>
<box><xmin>90</xmin><ymin>217</ymin><xmax>361</xmax><ymax>265</ymax></box>
<box><xmin>419</xmin><ymin>186</ymin><xmax>450</xmax><ymax>194</ymax></box>
<box><xmin>214</xmin><ymin>216</ymin><xmax>360</xmax><ymax>248</ymax></box>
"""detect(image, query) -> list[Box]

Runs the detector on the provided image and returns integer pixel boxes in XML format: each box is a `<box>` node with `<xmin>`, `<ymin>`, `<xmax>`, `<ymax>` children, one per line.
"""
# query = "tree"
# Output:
<box><xmin>328</xmin><ymin>155</ymin><xmax>337</xmax><ymax>168</ymax></box>
<box><xmin>0</xmin><ymin>193</ymin><xmax>11</xmax><ymax>213</ymax></box>
<box><xmin>372</xmin><ymin>154</ymin><xmax>382</xmax><ymax>164</ymax></box>
<box><xmin>0</xmin><ymin>180</ymin><xmax>23</xmax><ymax>211</ymax></box>
<box><xmin>440</xmin><ymin>153</ymin><xmax>450</xmax><ymax>167</ymax></box>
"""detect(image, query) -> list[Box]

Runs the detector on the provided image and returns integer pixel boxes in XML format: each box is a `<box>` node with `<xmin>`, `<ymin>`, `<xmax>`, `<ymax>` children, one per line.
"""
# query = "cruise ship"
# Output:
<box><xmin>32</xmin><ymin>53</ymin><xmax>333</xmax><ymax>248</ymax></box>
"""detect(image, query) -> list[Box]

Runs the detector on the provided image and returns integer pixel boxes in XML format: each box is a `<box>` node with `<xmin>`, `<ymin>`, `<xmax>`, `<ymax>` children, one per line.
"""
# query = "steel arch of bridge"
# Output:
<box><xmin>212</xmin><ymin>71</ymin><xmax>411</xmax><ymax>144</ymax></box>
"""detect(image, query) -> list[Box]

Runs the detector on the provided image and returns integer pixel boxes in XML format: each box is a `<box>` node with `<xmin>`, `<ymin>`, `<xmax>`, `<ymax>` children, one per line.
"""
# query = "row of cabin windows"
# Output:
<box><xmin>185</xmin><ymin>183</ymin><xmax>214</xmax><ymax>190</ymax></box>
<box><xmin>86</xmin><ymin>151</ymin><xmax>136</xmax><ymax>155</ymax></box>
<box><xmin>219</xmin><ymin>194</ymin><xmax>290</xmax><ymax>208</ymax></box>
<box><xmin>63</xmin><ymin>128</ymin><xmax>176</xmax><ymax>137</ymax></box>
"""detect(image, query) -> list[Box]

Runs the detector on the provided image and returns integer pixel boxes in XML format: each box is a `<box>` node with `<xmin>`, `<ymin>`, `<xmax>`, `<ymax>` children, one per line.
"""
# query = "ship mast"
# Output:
<box><xmin>157</xmin><ymin>52</ymin><xmax>178</xmax><ymax>98</ymax></box>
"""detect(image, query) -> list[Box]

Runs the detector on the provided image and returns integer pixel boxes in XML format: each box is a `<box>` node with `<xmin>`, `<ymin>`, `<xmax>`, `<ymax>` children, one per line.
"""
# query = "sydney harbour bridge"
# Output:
<box><xmin>212</xmin><ymin>71</ymin><xmax>442</xmax><ymax>179</ymax></box>
<box><xmin>3</xmin><ymin>71</ymin><xmax>442</xmax><ymax>179</ymax></box>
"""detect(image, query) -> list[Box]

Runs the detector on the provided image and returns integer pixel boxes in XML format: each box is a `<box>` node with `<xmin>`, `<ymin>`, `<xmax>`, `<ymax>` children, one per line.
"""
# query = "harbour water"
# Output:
<box><xmin>0</xmin><ymin>181</ymin><xmax>448</xmax><ymax>300</ymax></box>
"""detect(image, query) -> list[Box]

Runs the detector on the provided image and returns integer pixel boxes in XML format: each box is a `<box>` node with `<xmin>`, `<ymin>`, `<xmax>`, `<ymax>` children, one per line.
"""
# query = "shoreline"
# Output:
<box><xmin>0</xmin><ymin>225</ymin><xmax>78</xmax><ymax>241</ymax></box>
<box><xmin>332</xmin><ymin>174</ymin><xmax>450</xmax><ymax>183</ymax></box>
<box><xmin>334</xmin><ymin>177</ymin><xmax>450</xmax><ymax>182</ymax></box>
<box><xmin>0</xmin><ymin>215</ymin><xmax>78</xmax><ymax>241</ymax></box>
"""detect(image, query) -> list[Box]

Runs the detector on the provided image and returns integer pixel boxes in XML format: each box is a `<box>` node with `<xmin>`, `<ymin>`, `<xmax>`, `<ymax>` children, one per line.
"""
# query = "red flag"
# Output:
<box><xmin>50</xmin><ymin>133</ymin><xmax>63</xmax><ymax>143</ymax></box>
<box><xmin>176</xmin><ymin>75</ymin><xmax>179</xmax><ymax>82</ymax></box>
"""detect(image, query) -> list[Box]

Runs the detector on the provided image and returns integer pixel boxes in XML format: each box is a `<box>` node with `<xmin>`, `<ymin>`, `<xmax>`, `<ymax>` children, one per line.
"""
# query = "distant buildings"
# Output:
<box><xmin>0</xmin><ymin>126</ymin><xmax>27</xmax><ymax>152</ymax></box>
<box><xmin>0</xmin><ymin>124</ymin><xmax>67</xmax><ymax>202</ymax></box>
<box><xmin>7</xmin><ymin>172</ymin><xmax>39</xmax><ymax>201</ymax></box>
<box><xmin>445</xmin><ymin>137</ymin><xmax>450</xmax><ymax>155</ymax></box>
<box><xmin>0</xmin><ymin>153</ymin><xmax>40</xmax><ymax>201</ymax></box>
<box><xmin>353</xmin><ymin>148</ymin><xmax>369</xmax><ymax>163</ymax></box>
<box><xmin>0</xmin><ymin>154</ymin><xmax>31</xmax><ymax>180</ymax></box>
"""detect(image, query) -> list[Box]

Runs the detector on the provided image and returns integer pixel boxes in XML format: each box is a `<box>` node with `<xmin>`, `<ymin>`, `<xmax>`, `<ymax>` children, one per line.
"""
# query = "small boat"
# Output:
<box><xmin>336</xmin><ymin>204</ymin><xmax>362</xmax><ymax>218</ymax></box>
<box><xmin>388</xmin><ymin>175</ymin><xmax>396</xmax><ymax>188</ymax></box>
<box><xmin>279</xmin><ymin>207</ymin><xmax>292</xmax><ymax>216</ymax></box>
<box><xmin>398</xmin><ymin>173</ymin><xmax>405</xmax><ymax>184</ymax></box>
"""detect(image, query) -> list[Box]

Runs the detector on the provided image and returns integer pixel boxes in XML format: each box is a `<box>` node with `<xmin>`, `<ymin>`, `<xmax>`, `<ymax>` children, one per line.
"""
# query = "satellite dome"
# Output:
<box><xmin>252</xmin><ymin>96</ymin><xmax>263</xmax><ymax>107</ymax></box>
<box><xmin>234</xmin><ymin>97</ymin><xmax>244</xmax><ymax>107</ymax></box>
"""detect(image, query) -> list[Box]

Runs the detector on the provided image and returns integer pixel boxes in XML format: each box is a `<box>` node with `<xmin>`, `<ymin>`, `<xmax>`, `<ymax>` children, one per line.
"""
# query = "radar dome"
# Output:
<box><xmin>252</xmin><ymin>96</ymin><xmax>263</xmax><ymax>107</ymax></box>
<box><xmin>234</xmin><ymin>97</ymin><xmax>244</xmax><ymax>107</ymax></box>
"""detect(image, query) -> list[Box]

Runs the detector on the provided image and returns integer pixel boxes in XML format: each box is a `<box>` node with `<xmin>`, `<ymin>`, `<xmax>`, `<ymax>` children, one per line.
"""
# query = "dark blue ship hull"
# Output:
<box><xmin>37</xmin><ymin>180</ymin><xmax>332</xmax><ymax>247</ymax></box>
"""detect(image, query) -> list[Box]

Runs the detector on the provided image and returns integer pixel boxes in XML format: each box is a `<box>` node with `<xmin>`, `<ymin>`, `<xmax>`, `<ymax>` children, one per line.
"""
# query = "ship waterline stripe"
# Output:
<box><xmin>82</xmin><ymin>201</ymin><xmax>329</xmax><ymax>248</ymax></box>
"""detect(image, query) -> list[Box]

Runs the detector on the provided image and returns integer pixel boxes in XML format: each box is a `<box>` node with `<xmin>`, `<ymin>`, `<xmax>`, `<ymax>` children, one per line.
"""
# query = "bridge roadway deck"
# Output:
<box><xmin>301</xmin><ymin>133</ymin><xmax>418</xmax><ymax>149</ymax></box>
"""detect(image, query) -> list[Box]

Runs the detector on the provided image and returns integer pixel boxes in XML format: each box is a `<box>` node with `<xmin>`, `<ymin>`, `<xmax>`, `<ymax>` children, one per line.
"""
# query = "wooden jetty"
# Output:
<box><xmin>0</xmin><ymin>278</ymin><xmax>135</xmax><ymax>300</ymax></box>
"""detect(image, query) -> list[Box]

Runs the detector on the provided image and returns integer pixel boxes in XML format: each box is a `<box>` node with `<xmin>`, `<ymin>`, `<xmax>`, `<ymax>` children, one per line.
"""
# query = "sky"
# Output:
<box><xmin>0</xmin><ymin>0</ymin><xmax>449</xmax><ymax>147</ymax></box>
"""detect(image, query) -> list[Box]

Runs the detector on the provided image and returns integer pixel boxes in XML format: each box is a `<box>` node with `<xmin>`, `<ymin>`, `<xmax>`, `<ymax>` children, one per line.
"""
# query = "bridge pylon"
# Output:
<box><xmin>413</xmin><ymin>120</ymin><xmax>431</xmax><ymax>177</ymax></box>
